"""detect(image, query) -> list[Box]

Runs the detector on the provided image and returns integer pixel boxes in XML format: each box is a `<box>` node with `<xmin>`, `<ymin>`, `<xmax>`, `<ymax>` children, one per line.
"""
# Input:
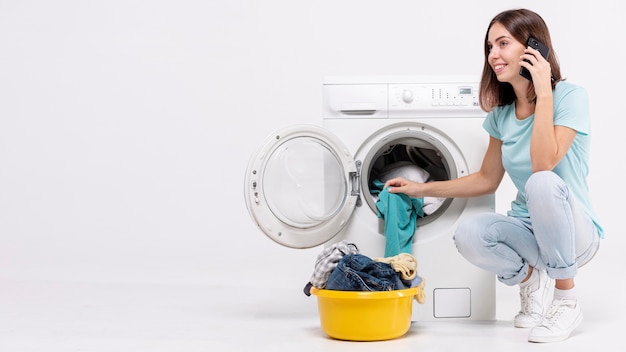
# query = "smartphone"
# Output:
<box><xmin>519</xmin><ymin>37</ymin><xmax>550</xmax><ymax>81</ymax></box>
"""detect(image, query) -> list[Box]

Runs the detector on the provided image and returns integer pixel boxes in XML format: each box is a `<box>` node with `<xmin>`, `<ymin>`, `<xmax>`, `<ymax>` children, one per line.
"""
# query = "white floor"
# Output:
<box><xmin>1</xmin><ymin>243</ymin><xmax>622</xmax><ymax>352</ymax></box>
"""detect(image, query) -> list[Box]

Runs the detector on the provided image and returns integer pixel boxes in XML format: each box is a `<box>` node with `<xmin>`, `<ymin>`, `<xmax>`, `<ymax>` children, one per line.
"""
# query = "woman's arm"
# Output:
<box><xmin>522</xmin><ymin>46</ymin><xmax>577</xmax><ymax>172</ymax></box>
<box><xmin>385</xmin><ymin>136</ymin><xmax>506</xmax><ymax>198</ymax></box>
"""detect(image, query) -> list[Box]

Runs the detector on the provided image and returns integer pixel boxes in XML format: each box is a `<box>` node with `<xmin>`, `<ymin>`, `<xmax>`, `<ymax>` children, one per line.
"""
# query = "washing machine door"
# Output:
<box><xmin>244</xmin><ymin>124</ymin><xmax>359</xmax><ymax>248</ymax></box>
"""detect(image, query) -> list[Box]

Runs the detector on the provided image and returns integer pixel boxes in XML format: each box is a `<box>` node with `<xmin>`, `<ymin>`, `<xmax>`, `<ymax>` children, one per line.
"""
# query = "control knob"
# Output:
<box><xmin>402</xmin><ymin>89</ymin><xmax>414</xmax><ymax>104</ymax></box>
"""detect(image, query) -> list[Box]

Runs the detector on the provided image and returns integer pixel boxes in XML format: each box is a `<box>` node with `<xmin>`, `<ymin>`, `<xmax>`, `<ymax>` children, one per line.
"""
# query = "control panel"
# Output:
<box><xmin>390</xmin><ymin>83</ymin><xmax>479</xmax><ymax>109</ymax></box>
<box><xmin>388</xmin><ymin>83</ymin><xmax>481</xmax><ymax>118</ymax></box>
<box><xmin>322</xmin><ymin>78</ymin><xmax>484</xmax><ymax>119</ymax></box>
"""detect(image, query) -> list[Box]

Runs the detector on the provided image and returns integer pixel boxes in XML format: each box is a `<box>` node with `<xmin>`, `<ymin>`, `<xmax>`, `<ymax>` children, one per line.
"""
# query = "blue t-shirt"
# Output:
<box><xmin>483</xmin><ymin>81</ymin><xmax>604</xmax><ymax>237</ymax></box>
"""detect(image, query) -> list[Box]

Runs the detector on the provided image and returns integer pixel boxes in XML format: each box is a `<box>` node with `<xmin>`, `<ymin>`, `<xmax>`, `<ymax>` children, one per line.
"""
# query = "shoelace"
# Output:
<box><xmin>519</xmin><ymin>284</ymin><xmax>534</xmax><ymax>314</ymax></box>
<box><xmin>537</xmin><ymin>299</ymin><xmax>574</xmax><ymax>328</ymax></box>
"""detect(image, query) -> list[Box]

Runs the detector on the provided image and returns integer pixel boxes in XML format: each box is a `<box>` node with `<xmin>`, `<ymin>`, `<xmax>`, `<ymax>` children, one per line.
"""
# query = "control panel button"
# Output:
<box><xmin>402</xmin><ymin>89</ymin><xmax>414</xmax><ymax>104</ymax></box>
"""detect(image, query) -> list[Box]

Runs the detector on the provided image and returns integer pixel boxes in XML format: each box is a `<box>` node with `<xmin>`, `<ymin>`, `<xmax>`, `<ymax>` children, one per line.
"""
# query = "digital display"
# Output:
<box><xmin>459</xmin><ymin>87</ymin><xmax>472</xmax><ymax>95</ymax></box>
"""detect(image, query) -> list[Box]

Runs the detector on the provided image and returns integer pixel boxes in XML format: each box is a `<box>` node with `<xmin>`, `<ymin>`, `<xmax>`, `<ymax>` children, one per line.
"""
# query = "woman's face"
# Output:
<box><xmin>487</xmin><ymin>22</ymin><xmax>527</xmax><ymax>84</ymax></box>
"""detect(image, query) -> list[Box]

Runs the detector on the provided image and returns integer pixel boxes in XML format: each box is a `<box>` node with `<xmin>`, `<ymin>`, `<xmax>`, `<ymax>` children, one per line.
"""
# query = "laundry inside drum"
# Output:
<box><xmin>368</xmin><ymin>142</ymin><xmax>451</xmax><ymax>221</ymax></box>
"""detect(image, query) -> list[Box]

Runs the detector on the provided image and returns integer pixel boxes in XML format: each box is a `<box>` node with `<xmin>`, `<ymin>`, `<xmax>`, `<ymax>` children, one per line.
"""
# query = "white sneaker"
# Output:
<box><xmin>514</xmin><ymin>269</ymin><xmax>552</xmax><ymax>328</ymax></box>
<box><xmin>528</xmin><ymin>299</ymin><xmax>583</xmax><ymax>343</ymax></box>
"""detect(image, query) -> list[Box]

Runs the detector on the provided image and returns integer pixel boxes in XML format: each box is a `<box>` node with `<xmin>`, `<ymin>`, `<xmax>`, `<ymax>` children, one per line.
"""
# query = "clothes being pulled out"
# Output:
<box><xmin>371</xmin><ymin>179</ymin><xmax>424</xmax><ymax>257</ymax></box>
<box><xmin>374</xmin><ymin>161</ymin><xmax>446</xmax><ymax>215</ymax></box>
<box><xmin>303</xmin><ymin>240</ymin><xmax>359</xmax><ymax>296</ymax></box>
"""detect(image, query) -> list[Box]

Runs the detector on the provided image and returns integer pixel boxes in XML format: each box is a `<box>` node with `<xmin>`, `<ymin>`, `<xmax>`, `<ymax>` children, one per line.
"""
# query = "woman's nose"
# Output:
<box><xmin>488</xmin><ymin>47</ymin><xmax>499</xmax><ymax>59</ymax></box>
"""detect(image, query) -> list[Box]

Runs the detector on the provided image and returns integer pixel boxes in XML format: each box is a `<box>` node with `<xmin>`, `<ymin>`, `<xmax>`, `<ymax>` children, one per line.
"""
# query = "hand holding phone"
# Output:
<box><xmin>519</xmin><ymin>37</ymin><xmax>550</xmax><ymax>81</ymax></box>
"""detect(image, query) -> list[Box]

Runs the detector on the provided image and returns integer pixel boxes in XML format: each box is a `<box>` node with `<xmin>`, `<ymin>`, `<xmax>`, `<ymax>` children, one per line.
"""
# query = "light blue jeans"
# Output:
<box><xmin>454</xmin><ymin>171</ymin><xmax>600</xmax><ymax>286</ymax></box>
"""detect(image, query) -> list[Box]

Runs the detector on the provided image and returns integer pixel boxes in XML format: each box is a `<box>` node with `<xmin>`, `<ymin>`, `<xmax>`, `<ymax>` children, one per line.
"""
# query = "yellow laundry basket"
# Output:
<box><xmin>309</xmin><ymin>286</ymin><xmax>417</xmax><ymax>341</ymax></box>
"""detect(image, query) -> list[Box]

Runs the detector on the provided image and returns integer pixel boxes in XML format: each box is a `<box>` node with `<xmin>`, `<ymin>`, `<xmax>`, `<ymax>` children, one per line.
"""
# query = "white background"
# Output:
<box><xmin>1</xmin><ymin>1</ymin><xmax>624</xmax><ymax>350</ymax></box>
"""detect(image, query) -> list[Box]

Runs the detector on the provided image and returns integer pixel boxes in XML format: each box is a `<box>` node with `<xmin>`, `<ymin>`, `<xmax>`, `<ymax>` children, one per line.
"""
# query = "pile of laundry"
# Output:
<box><xmin>303</xmin><ymin>240</ymin><xmax>426</xmax><ymax>303</ymax></box>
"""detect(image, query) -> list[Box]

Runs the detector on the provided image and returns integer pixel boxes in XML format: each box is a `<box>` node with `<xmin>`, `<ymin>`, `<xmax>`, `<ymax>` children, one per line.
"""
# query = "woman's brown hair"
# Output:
<box><xmin>479</xmin><ymin>9</ymin><xmax>562</xmax><ymax>111</ymax></box>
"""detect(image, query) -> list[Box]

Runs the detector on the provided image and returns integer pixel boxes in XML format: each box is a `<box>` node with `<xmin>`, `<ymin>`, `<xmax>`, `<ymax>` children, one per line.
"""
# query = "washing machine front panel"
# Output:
<box><xmin>244</xmin><ymin>125</ymin><xmax>359</xmax><ymax>248</ymax></box>
<box><xmin>322</xmin><ymin>77</ymin><xmax>496</xmax><ymax>321</ymax></box>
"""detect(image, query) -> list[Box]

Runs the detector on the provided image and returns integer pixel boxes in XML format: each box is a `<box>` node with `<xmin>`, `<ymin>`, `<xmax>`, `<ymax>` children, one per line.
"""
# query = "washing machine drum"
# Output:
<box><xmin>376</xmin><ymin>161</ymin><xmax>430</xmax><ymax>184</ymax></box>
<box><xmin>372</xmin><ymin>161</ymin><xmax>445</xmax><ymax>216</ymax></box>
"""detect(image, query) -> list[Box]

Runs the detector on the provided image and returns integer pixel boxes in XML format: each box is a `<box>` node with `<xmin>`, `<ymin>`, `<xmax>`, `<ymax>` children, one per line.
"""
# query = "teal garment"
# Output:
<box><xmin>371</xmin><ymin>179</ymin><xmax>425</xmax><ymax>257</ymax></box>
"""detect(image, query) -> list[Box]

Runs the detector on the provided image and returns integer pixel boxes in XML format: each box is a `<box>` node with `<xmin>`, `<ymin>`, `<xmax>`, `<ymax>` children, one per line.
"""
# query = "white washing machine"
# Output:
<box><xmin>244</xmin><ymin>76</ymin><xmax>496</xmax><ymax>321</ymax></box>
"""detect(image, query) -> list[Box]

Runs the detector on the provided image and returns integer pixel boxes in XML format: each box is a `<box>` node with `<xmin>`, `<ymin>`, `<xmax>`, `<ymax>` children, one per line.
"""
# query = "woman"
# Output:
<box><xmin>384</xmin><ymin>9</ymin><xmax>603</xmax><ymax>343</ymax></box>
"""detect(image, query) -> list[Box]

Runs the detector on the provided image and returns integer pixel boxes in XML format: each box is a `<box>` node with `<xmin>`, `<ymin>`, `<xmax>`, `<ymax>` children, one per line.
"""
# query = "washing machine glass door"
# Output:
<box><xmin>244</xmin><ymin>124</ymin><xmax>359</xmax><ymax>248</ymax></box>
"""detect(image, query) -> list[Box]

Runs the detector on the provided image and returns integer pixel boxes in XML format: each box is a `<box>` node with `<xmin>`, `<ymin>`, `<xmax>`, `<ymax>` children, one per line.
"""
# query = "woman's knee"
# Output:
<box><xmin>525</xmin><ymin>171</ymin><xmax>566</xmax><ymax>200</ymax></box>
<box><xmin>454</xmin><ymin>213</ymin><xmax>496</xmax><ymax>252</ymax></box>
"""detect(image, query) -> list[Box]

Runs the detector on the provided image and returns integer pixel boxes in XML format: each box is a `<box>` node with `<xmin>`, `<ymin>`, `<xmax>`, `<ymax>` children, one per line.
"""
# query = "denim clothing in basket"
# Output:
<box><xmin>370</xmin><ymin>179</ymin><xmax>424</xmax><ymax>257</ymax></box>
<box><xmin>375</xmin><ymin>253</ymin><xmax>426</xmax><ymax>303</ymax></box>
<box><xmin>374</xmin><ymin>253</ymin><xmax>418</xmax><ymax>281</ymax></box>
<box><xmin>303</xmin><ymin>240</ymin><xmax>359</xmax><ymax>296</ymax></box>
<box><xmin>325</xmin><ymin>254</ymin><xmax>410</xmax><ymax>291</ymax></box>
